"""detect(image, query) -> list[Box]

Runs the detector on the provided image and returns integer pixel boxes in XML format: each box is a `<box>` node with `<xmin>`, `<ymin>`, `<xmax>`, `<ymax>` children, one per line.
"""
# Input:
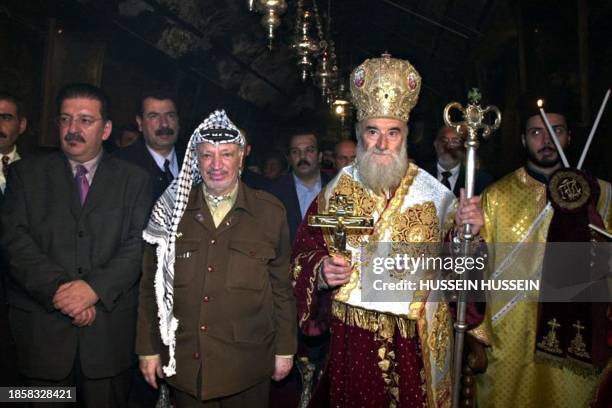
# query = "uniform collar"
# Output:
<box><xmin>186</xmin><ymin>180</ymin><xmax>254</xmax><ymax>216</ymax></box>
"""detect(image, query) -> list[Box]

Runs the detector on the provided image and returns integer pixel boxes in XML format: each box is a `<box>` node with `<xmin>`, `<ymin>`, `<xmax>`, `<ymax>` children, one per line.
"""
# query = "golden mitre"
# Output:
<box><xmin>350</xmin><ymin>53</ymin><xmax>421</xmax><ymax>122</ymax></box>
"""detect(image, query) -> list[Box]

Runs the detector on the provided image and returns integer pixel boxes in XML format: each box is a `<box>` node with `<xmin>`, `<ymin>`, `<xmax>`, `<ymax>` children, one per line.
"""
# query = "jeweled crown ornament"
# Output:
<box><xmin>350</xmin><ymin>53</ymin><xmax>422</xmax><ymax>122</ymax></box>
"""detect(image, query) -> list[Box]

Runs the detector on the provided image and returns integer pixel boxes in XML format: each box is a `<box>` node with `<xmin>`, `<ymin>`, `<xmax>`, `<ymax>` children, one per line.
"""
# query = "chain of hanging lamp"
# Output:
<box><xmin>248</xmin><ymin>0</ymin><xmax>350</xmax><ymax>117</ymax></box>
<box><xmin>248</xmin><ymin>0</ymin><xmax>288</xmax><ymax>50</ymax></box>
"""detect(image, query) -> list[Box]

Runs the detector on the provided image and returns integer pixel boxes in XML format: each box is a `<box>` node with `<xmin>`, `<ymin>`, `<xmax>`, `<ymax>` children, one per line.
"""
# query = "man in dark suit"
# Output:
<box><xmin>267</xmin><ymin>131</ymin><xmax>331</xmax><ymax>243</ymax></box>
<box><xmin>265</xmin><ymin>130</ymin><xmax>331</xmax><ymax>406</ymax></box>
<box><xmin>0</xmin><ymin>91</ymin><xmax>28</xmax><ymax>387</ymax></box>
<box><xmin>423</xmin><ymin>125</ymin><xmax>493</xmax><ymax>196</ymax></box>
<box><xmin>0</xmin><ymin>92</ymin><xmax>27</xmax><ymax>199</ymax></box>
<box><xmin>1</xmin><ymin>83</ymin><xmax>152</xmax><ymax>407</ymax></box>
<box><xmin>136</xmin><ymin>110</ymin><xmax>296</xmax><ymax>407</ymax></box>
<box><xmin>115</xmin><ymin>89</ymin><xmax>183</xmax><ymax>201</ymax></box>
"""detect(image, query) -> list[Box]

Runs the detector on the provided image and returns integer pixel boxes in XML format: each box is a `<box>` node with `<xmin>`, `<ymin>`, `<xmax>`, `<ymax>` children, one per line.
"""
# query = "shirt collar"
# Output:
<box><xmin>293</xmin><ymin>173</ymin><xmax>322</xmax><ymax>190</ymax></box>
<box><xmin>146</xmin><ymin>144</ymin><xmax>176</xmax><ymax>170</ymax></box>
<box><xmin>186</xmin><ymin>180</ymin><xmax>254</xmax><ymax>216</ymax></box>
<box><xmin>436</xmin><ymin>162</ymin><xmax>461</xmax><ymax>176</ymax></box>
<box><xmin>68</xmin><ymin>149</ymin><xmax>103</xmax><ymax>176</ymax></box>
<box><xmin>1</xmin><ymin>146</ymin><xmax>19</xmax><ymax>161</ymax></box>
<box><xmin>203</xmin><ymin>181</ymin><xmax>239</xmax><ymax>209</ymax></box>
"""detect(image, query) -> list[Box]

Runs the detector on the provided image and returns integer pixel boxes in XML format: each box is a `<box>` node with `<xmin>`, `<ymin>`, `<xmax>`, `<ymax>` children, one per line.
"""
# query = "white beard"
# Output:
<box><xmin>356</xmin><ymin>139</ymin><xmax>408</xmax><ymax>194</ymax></box>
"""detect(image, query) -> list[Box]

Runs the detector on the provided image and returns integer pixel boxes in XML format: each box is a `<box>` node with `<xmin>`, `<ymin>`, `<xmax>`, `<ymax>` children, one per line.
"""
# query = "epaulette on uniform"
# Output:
<box><xmin>254</xmin><ymin>189</ymin><xmax>285</xmax><ymax>210</ymax></box>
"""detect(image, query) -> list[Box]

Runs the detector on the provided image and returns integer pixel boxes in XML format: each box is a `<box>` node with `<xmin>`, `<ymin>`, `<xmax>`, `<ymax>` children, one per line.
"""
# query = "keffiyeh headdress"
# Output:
<box><xmin>143</xmin><ymin>110</ymin><xmax>244</xmax><ymax>376</ymax></box>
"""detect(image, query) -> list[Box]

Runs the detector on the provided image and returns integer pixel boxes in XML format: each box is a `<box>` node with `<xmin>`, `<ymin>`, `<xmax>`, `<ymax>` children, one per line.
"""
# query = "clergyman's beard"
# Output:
<box><xmin>356</xmin><ymin>140</ymin><xmax>408</xmax><ymax>194</ymax></box>
<box><xmin>526</xmin><ymin>147</ymin><xmax>560</xmax><ymax>168</ymax></box>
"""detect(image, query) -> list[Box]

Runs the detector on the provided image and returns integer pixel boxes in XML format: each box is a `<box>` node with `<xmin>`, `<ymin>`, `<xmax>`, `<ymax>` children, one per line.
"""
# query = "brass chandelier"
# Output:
<box><xmin>249</xmin><ymin>0</ymin><xmax>351</xmax><ymax>117</ymax></box>
<box><xmin>249</xmin><ymin>0</ymin><xmax>288</xmax><ymax>50</ymax></box>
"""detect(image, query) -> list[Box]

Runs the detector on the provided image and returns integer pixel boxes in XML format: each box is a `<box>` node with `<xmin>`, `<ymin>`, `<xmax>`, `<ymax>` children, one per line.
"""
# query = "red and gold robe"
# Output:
<box><xmin>292</xmin><ymin>163</ymin><xmax>463</xmax><ymax>408</ymax></box>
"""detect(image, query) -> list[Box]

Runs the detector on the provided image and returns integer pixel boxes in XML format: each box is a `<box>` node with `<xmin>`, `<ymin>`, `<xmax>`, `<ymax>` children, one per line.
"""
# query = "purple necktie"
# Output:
<box><xmin>75</xmin><ymin>165</ymin><xmax>89</xmax><ymax>205</ymax></box>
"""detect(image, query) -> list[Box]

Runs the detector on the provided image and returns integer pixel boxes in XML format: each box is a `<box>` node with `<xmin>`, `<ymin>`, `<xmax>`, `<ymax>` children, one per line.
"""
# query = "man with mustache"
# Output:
<box><xmin>1</xmin><ymin>83</ymin><xmax>152</xmax><ymax>406</ymax></box>
<box><xmin>266</xmin><ymin>131</ymin><xmax>333</xmax><ymax>405</ymax></box>
<box><xmin>136</xmin><ymin>110</ymin><xmax>296</xmax><ymax>407</ymax></box>
<box><xmin>470</xmin><ymin>95</ymin><xmax>612</xmax><ymax>407</ymax></box>
<box><xmin>0</xmin><ymin>91</ymin><xmax>28</xmax><ymax>387</ymax></box>
<box><xmin>267</xmin><ymin>131</ymin><xmax>332</xmax><ymax>243</ymax></box>
<box><xmin>0</xmin><ymin>92</ymin><xmax>27</xmax><ymax>198</ymax></box>
<box><xmin>116</xmin><ymin>89</ymin><xmax>184</xmax><ymax>200</ymax></box>
<box><xmin>291</xmin><ymin>54</ymin><xmax>484</xmax><ymax>407</ymax></box>
<box><xmin>423</xmin><ymin>126</ymin><xmax>492</xmax><ymax>197</ymax></box>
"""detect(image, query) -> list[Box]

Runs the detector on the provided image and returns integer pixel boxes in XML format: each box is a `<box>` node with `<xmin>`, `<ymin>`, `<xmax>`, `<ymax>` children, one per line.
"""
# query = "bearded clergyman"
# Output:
<box><xmin>291</xmin><ymin>53</ymin><xmax>485</xmax><ymax>407</ymax></box>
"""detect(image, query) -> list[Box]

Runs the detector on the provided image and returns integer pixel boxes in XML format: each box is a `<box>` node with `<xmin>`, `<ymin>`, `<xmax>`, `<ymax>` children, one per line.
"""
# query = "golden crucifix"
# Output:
<box><xmin>308</xmin><ymin>194</ymin><xmax>374</xmax><ymax>257</ymax></box>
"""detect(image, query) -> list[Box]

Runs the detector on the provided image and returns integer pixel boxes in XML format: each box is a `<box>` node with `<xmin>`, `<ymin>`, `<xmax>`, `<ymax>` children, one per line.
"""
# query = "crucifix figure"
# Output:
<box><xmin>308</xmin><ymin>194</ymin><xmax>374</xmax><ymax>257</ymax></box>
<box><xmin>537</xmin><ymin>318</ymin><xmax>562</xmax><ymax>354</ymax></box>
<box><xmin>569</xmin><ymin>320</ymin><xmax>590</xmax><ymax>358</ymax></box>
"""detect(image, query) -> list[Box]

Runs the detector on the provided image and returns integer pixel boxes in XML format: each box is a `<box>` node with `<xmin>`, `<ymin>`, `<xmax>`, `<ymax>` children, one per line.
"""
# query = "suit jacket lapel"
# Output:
<box><xmin>82</xmin><ymin>154</ymin><xmax>114</xmax><ymax>216</ymax></box>
<box><xmin>55</xmin><ymin>155</ymin><xmax>82</xmax><ymax>219</ymax></box>
<box><xmin>175</xmin><ymin>145</ymin><xmax>186</xmax><ymax>168</ymax></box>
<box><xmin>454</xmin><ymin>165</ymin><xmax>466</xmax><ymax>197</ymax></box>
<box><xmin>139</xmin><ymin>140</ymin><xmax>162</xmax><ymax>175</ymax></box>
<box><xmin>288</xmin><ymin>175</ymin><xmax>303</xmax><ymax>227</ymax></box>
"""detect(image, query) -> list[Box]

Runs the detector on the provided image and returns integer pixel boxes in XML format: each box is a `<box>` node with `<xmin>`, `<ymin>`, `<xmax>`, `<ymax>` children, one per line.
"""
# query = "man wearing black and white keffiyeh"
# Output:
<box><xmin>135</xmin><ymin>110</ymin><xmax>297</xmax><ymax>406</ymax></box>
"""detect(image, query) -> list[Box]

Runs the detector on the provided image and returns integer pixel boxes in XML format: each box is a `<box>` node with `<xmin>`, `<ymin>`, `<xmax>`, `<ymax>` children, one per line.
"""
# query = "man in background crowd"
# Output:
<box><xmin>0</xmin><ymin>92</ymin><xmax>27</xmax><ymax>198</ymax></box>
<box><xmin>262</xmin><ymin>153</ymin><xmax>285</xmax><ymax>181</ymax></box>
<box><xmin>116</xmin><ymin>89</ymin><xmax>183</xmax><ymax>200</ymax></box>
<box><xmin>115</xmin><ymin>123</ymin><xmax>140</xmax><ymax>149</ymax></box>
<box><xmin>333</xmin><ymin>139</ymin><xmax>356</xmax><ymax>171</ymax></box>
<box><xmin>267</xmin><ymin>130</ymin><xmax>331</xmax><ymax>243</ymax></box>
<box><xmin>0</xmin><ymin>91</ymin><xmax>28</xmax><ymax>387</ymax></box>
<box><xmin>424</xmin><ymin>125</ymin><xmax>492</xmax><ymax>196</ymax></box>
<box><xmin>240</xmin><ymin>128</ymin><xmax>270</xmax><ymax>190</ymax></box>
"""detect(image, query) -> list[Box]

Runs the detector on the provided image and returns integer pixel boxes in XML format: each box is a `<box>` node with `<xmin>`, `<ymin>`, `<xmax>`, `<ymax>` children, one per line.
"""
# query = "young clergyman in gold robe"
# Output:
<box><xmin>473</xmin><ymin>95</ymin><xmax>611</xmax><ymax>408</ymax></box>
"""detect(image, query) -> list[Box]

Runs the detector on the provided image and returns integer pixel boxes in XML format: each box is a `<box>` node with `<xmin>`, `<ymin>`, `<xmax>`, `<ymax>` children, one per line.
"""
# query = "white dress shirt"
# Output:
<box><xmin>436</xmin><ymin>162</ymin><xmax>461</xmax><ymax>192</ymax></box>
<box><xmin>146</xmin><ymin>145</ymin><xmax>178</xmax><ymax>177</ymax></box>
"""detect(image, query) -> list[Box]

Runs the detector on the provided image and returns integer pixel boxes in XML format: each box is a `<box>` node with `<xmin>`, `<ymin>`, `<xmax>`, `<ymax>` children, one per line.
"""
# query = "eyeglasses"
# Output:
<box><xmin>526</xmin><ymin>125</ymin><xmax>568</xmax><ymax>138</ymax></box>
<box><xmin>56</xmin><ymin>115</ymin><xmax>103</xmax><ymax>129</ymax></box>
